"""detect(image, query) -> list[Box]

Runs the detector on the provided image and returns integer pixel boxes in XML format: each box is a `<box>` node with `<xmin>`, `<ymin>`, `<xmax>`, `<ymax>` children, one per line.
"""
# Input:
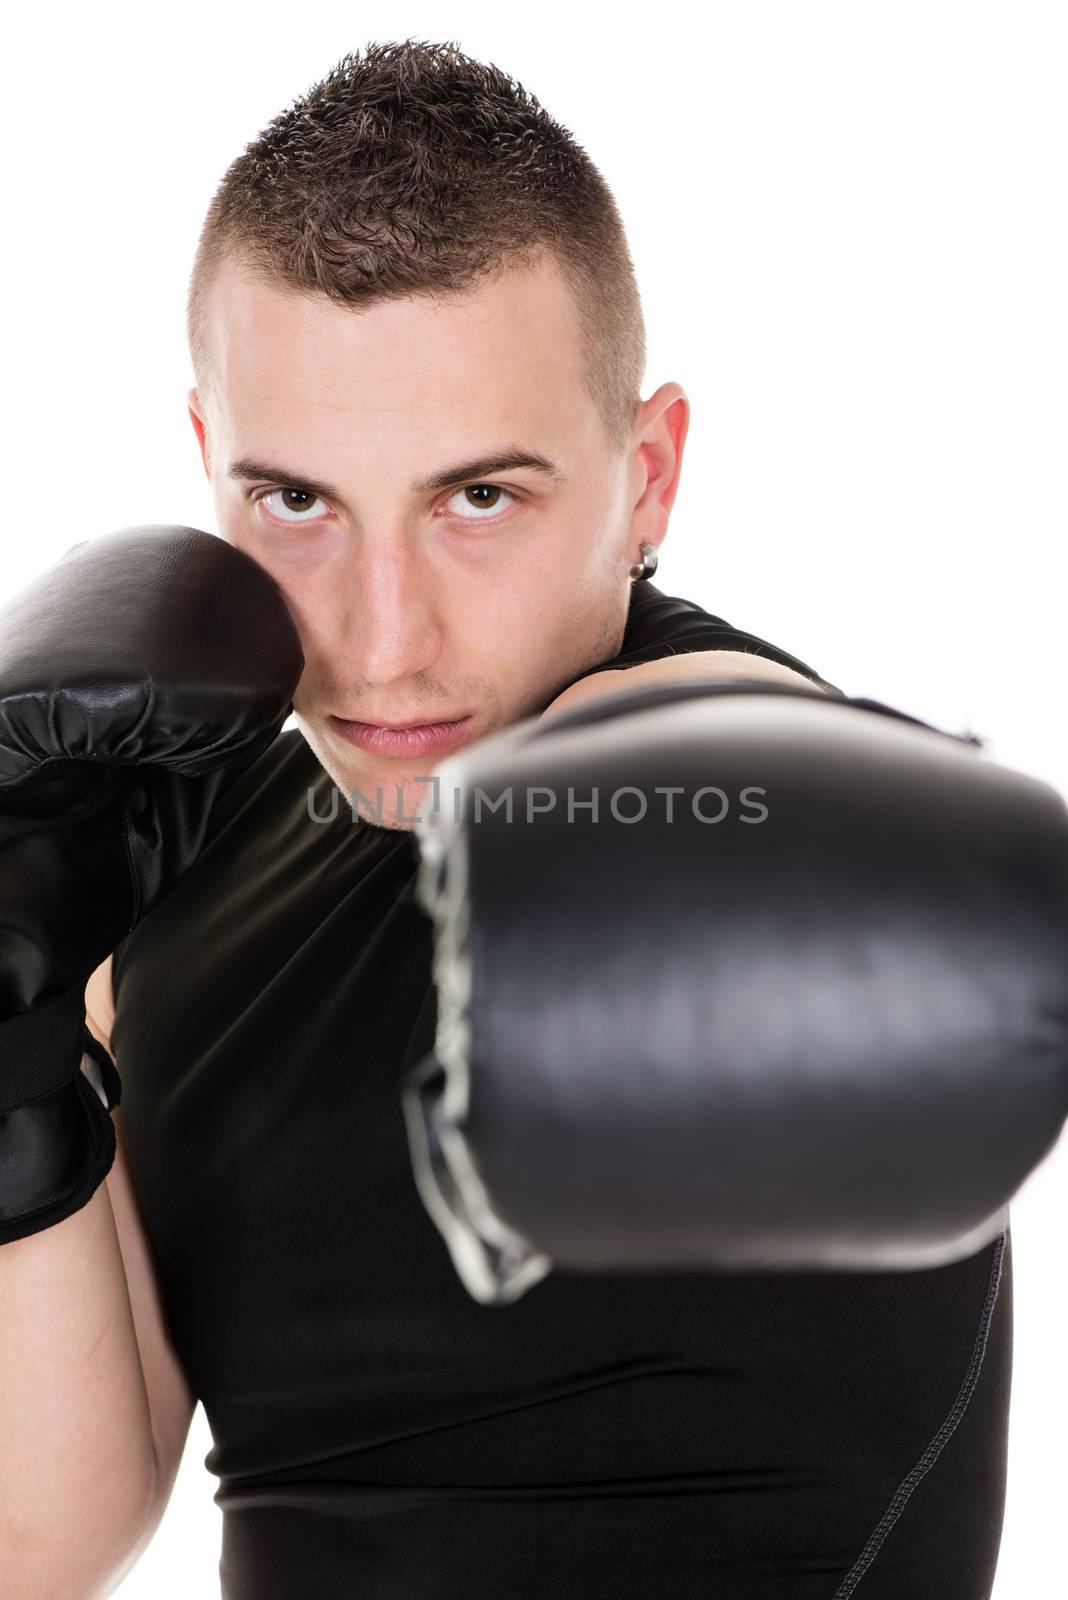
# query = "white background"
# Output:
<box><xmin>4</xmin><ymin>2</ymin><xmax>1065</xmax><ymax>1594</ymax></box>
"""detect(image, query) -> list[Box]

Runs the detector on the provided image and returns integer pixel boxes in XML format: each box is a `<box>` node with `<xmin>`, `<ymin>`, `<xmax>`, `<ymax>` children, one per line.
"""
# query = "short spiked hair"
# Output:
<box><xmin>186</xmin><ymin>38</ymin><xmax>647</xmax><ymax>453</ymax></box>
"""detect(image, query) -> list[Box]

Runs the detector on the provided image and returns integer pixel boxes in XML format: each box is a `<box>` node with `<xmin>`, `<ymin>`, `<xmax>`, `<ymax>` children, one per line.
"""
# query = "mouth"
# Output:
<box><xmin>327</xmin><ymin>713</ymin><xmax>475</xmax><ymax>760</ymax></box>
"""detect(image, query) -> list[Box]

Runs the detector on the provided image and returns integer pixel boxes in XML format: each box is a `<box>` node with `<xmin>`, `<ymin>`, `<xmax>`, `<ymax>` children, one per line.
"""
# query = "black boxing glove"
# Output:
<box><xmin>0</xmin><ymin>526</ymin><xmax>303</xmax><ymax>1244</ymax></box>
<box><xmin>403</xmin><ymin>677</ymin><xmax>1068</xmax><ymax>1303</ymax></box>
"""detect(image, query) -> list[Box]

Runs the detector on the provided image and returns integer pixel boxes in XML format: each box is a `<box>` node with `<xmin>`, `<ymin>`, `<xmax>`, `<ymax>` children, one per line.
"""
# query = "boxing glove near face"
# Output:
<box><xmin>0</xmin><ymin>525</ymin><xmax>303</xmax><ymax>1242</ymax></box>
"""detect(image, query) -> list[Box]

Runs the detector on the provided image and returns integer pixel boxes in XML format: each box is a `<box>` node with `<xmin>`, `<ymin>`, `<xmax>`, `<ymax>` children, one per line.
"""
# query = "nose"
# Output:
<box><xmin>333</xmin><ymin>537</ymin><xmax>443</xmax><ymax>690</ymax></box>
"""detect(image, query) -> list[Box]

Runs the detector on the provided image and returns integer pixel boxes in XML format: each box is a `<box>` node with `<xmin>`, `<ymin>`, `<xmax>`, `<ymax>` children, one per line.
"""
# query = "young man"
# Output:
<box><xmin>7</xmin><ymin>39</ymin><xmax>1010</xmax><ymax>1598</ymax></box>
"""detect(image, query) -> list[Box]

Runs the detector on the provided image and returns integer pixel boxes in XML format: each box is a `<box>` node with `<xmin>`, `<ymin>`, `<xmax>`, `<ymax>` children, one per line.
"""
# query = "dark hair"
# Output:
<box><xmin>186</xmin><ymin>38</ymin><xmax>646</xmax><ymax>453</ymax></box>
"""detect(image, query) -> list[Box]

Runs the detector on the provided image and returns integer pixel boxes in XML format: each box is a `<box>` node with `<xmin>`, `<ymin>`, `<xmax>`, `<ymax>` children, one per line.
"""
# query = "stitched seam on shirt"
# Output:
<box><xmin>829</xmin><ymin>1229</ymin><xmax>1006</xmax><ymax>1599</ymax></box>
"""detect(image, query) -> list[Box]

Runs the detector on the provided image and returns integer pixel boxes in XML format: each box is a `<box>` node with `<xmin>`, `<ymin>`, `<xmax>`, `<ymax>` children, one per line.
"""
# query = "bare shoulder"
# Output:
<box><xmin>545</xmin><ymin>651</ymin><xmax>831</xmax><ymax>721</ymax></box>
<box><xmin>687</xmin><ymin>651</ymin><xmax>831</xmax><ymax>690</ymax></box>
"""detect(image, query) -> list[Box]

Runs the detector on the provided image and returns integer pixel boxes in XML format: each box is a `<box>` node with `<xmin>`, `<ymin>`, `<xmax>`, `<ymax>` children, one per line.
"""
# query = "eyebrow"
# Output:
<box><xmin>227</xmin><ymin>447</ymin><xmax>566</xmax><ymax>501</ymax></box>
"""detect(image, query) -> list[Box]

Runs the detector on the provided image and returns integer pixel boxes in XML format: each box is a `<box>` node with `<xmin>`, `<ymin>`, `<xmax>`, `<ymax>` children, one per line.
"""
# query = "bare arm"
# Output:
<box><xmin>541</xmin><ymin>648</ymin><xmax>831</xmax><ymax>720</ymax></box>
<box><xmin>0</xmin><ymin>956</ymin><xmax>195</xmax><ymax>1599</ymax></box>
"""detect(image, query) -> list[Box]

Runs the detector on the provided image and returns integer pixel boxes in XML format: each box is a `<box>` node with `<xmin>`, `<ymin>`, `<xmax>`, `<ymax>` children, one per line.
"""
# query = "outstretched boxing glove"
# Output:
<box><xmin>403</xmin><ymin>677</ymin><xmax>1068</xmax><ymax>1303</ymax></box>
<box><xmin>0</xmin><ymin>526</ymin><xmax>303</xmax><ymax>1244</ymax></box>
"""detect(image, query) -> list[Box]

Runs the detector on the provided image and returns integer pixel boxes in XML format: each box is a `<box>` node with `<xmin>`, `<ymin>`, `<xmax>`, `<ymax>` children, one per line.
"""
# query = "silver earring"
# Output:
<box><xmin>628</xmin><ymin>542</ymin><xmax>658</xmax><ymax>582</ymax></box>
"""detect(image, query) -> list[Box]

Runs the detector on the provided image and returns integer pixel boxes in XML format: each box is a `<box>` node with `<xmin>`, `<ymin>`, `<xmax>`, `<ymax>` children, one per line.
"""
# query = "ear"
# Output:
<box><xmin>626</xmin><ymin>381</ymin><xmax>690</xmax><ymax>559</ymax></box>
<box><xmin>186</xmin><ymin>386</ymin><xmax>211</xmax><ymax>479</ymax></box>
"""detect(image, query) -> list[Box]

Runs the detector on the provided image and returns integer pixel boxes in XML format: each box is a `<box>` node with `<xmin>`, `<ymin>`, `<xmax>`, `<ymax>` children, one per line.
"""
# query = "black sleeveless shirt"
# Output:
<box><xmin>111</xmin><ymin>585</ymin><xmax>1011</xmax><ymax>1599</ymax></box>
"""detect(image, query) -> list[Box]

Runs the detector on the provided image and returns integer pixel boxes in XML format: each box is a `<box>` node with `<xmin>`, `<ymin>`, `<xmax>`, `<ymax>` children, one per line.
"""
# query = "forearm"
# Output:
<box><xmin>0</xmin><ymin>1176</ymin><xmax>159</xmax><ymax>1599</ymax></box>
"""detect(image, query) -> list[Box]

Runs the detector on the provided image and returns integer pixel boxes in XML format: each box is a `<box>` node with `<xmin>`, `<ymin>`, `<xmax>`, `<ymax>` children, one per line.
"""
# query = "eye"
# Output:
<box><xmin>443</xmin><ymin>483</ymin><xmax>519</xmax><ymax>523</ymax></box>
<box><xmin>254</xmin><ymin>486</ymin><xmax>329</xmax><ymax>524</ymax></box>
<box><xmin>250</xmin><ymin>480</ymin><xmax>520</xmax><ymax>530</ymax></box>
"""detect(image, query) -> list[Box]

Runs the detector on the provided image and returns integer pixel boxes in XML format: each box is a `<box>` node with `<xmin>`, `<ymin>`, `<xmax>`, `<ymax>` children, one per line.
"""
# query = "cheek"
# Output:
<box><xmin>428</xmin><ymin>583</ymin><xmax>544</xmax><ymax>722</ymax></box>
<box><xmin>461</xmin><ymin>577</ymin><xmax>619</xmax><ymax>713</ymax></box>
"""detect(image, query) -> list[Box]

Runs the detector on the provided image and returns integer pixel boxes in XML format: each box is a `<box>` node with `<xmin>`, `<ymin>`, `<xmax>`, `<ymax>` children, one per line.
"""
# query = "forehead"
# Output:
<box><xmin>201</xmin><ymin>249</ymin><xmax>595</xmax><ymax>454</ymax></box>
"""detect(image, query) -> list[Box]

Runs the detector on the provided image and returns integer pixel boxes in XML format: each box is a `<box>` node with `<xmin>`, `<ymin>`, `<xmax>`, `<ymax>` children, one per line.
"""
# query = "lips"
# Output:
<box><xmin>328</xmin><ymin>714</ymin><xmax>474</xmax><ymax>760</ymax></box>
<box><xmin>359</xmin><ymin>716</ymin><xmax>465</xmax><ymax>731</ymax></box>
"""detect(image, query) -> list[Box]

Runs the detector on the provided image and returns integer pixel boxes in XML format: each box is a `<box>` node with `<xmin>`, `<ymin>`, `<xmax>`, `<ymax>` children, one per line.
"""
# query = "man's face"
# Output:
<box><xmin>188</xmin><ymin>249</ymin><xmax>686</xmax><ymax>829</ymax></box>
